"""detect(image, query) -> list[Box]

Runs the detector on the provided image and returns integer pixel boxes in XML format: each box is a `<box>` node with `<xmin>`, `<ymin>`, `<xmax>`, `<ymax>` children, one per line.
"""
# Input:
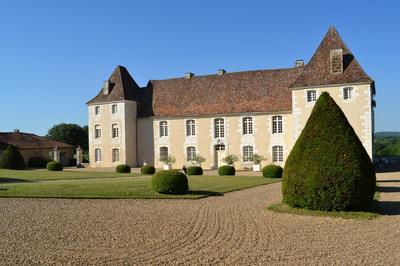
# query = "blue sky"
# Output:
<box><xmin>0</xmin><ymin>0</ymin><xmax>398</xmax><ymax>135</ymax></box>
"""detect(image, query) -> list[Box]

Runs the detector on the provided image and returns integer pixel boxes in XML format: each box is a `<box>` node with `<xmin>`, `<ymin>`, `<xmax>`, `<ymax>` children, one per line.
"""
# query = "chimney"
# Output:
<box><xmin>330</xmin><ymin>49</ymin><xmax>343</xmax><ymax>74</ymax></box>
<box><xmin>13</xmin><ymin>129</ymin><xmax>20</xmax><ymax>133</ymax></box>
<box><xmin>103</xmin><ymin>80</ymin><xmax>111</xmax><ymax>95</ymax></box>
<box><xmin>185</xmin><ymin>72</ymin><xmax>194</xmax><ymax>79</ymax></box>
<box><xmin>295</xmin><ymin>60</ymin><xmax>304</xmax><ymax>67</ymax></box>
<box><xmin>217</xmin><ymin>69</ymin><xmax>226</xmax><ymax>76</ymax></box>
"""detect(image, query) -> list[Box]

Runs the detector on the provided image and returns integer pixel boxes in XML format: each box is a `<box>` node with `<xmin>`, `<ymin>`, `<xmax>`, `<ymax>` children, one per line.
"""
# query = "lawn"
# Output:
<box><xmin>0</xmin><ymin>169</ymin><xmax>280</xmax><ymax>199</ymax></box>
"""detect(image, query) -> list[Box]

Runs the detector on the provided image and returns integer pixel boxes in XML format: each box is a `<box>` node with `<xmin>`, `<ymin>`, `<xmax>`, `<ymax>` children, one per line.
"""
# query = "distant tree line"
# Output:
<box><xmin>46</xmin><ymin>123</ymin><xmax>88</xmax><ymax>152</ymax></box>
<box><xmin>374</xmin><ymin>132</ymin><xmax>400</xmax><ymax>156</ymax></box>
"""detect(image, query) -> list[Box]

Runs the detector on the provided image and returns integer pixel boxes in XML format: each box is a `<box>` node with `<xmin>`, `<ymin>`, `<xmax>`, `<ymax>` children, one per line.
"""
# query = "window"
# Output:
<box><xmin>243</xmin><ymin>146</ymin><xmax>254</xmax><ymax>162</ymax></box>
<box><xmin>343</xmin><ymin>87</ymin><xmax>353</xmax><ymax>100</ymax></box>
<box><xmin>272</xmin><ymin>116</ymin><xmax>283</xmax><ymax>134</ymax></box>
<box><xmin>95</xmin><ymin>125</ymin><xmax>101</xmax><ymax>139</ymax></box>
<box><xmin>215</xmin><ymin>144</ymin><xmax>225</xmax><ymax>151</ymax></box>
<box><xmin>112</xmin><ymin>124</ymin><xmax>119</xmax><ymax>138</ymax></box>
<box><xmin>160</xmin><ymin>146</ymin><xmax>168</xmax><ymax>159</ymax></box>
<box><xmin>112</xmin><ymin>104</ymin><xmax>118</xmax><ymax>114</ymax></box>
<box><xmin>112</xmin><ymin>148</ymin><xmax>119</xmax><ymax>162</ymax></box>
<box><xmin>307</xmin><ymin>90</ymin><xmax>317</xmax><ymax>102</ymax></box>
<box><xmin>272</xmin><ymin>145</ymin><xmax>283</xmax><ymax>162</ymax></box>
<box><xmin>186</xmin><ymin>120</ymin><xmax>196</xmax><ymax>136</ymax></box>
<box><xmin>186</xmin><ymin>146</ymin><xmax>196</xmax><ymax>161</ymax></box>
<box><xmin>214</xmin><ymin>118</ymin><xmax>225</xmax><ymax>138</ymax></box>
<box><xmin>242</xmin><ymin>117</ymin><xmax>253</xmax><ymax>135</ymax></box>
<box><xmin>160</xmin><ymin>121</ymin><xmax>168</xmax><ymax>137</ymax></box>
<box><xmin>95</xmin><ymin>148</ymin><xmax>102</xmax><ymax>162</ymax></box>
<box><xmin>95</xmin><ymin>106</ymin><xmax>100</xmax><ymax>115</ymax></box>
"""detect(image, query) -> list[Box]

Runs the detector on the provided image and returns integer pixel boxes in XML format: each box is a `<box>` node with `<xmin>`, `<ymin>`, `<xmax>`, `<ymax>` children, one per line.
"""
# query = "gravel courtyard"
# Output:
<box><xmin>1</xmin><ymin>172</ymin><xmax>400</xmax><ymax>265</ymax></box>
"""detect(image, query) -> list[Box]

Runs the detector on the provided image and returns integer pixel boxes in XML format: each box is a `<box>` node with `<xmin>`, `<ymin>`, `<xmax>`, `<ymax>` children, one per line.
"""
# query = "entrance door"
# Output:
<box><xmin>214</xmin><ymin>144</ymin><xmax>226</xmax><ymax>168</ymax></box>
<box><xmin>59</xmin><ymin>152</ymin><xmax>68</xmax><ymax>166</ymax></box>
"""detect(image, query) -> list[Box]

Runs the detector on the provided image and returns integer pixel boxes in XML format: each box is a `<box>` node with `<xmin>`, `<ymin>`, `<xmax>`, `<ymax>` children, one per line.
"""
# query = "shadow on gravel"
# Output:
<box><xmin>373</xmin><ymin>201</ymin><xmax>400</xmax><ymax>216</ymax></box>
<box><xmin>0</xmin><ymin>177</ymin><xmax>30</xmax><ymax>183</ymax></box>
<box><xmin>187</xmin><ymin>190</ymin><xmax>224</xmax><ymax>197</ymax></box>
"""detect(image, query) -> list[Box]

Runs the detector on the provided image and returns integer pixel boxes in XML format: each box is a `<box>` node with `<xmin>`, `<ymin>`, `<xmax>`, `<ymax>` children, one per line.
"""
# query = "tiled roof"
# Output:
<box><xmin>87</xmin><ymin>66</ymin><xmax>141</xmax><ymax>104</ymax></box>
<box><xmin>0</xmin><ymin>132</ymin><xmax>74</xmax><ymax>149</ymax></box>
<box><xmin>291</xmin><ymin>27</ymin><xmax>373</xmax><ymax>88</ymax></box>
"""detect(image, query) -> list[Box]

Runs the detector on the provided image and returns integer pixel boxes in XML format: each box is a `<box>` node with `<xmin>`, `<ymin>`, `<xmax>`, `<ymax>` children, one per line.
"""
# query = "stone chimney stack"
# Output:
<box><xmin>103</xmin><ymin>80</ymin><xmax>111</xmax><ymax>95</ymax></box>
<box><xmin>217</xmin><ymin>69</ymin><xmax>226</xmax><ymax>76</ymax></box>
<box><xmin>330</xmin><ymin>49</ymin><xmax>343</xmax><ymax>74</ymax></box>
<box><xmin>13</xmin><ymin>129</ymin><xmax>20</xmax><ymax>133</ymax></box>
<box><xmin>295</xmin><ymin>60</ymin><xmax>304</xmax><ymax>67</ymax></box>
<box><xmin>185</xmin><ymin>72</ymin><xmax>194</xmax><ymax>79</ymax></box>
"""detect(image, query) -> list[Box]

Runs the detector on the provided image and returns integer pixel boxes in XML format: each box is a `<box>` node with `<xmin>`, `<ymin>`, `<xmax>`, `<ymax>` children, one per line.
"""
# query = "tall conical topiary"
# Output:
<box><xmin>282</xmin><ymin>92</ymin><xmax>375</xmax><ymax>211</ymax></box>
<box><xmin>0</xmin><ymin>145</ymin><xmax>26</xmax><ymax>170</ymax></box>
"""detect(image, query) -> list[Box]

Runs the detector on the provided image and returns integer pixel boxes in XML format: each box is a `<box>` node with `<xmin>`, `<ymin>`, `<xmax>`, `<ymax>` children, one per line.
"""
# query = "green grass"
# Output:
<box><xmin>0</xmin><ymin>169</ymin><xmax>279</xmax><ymax>199</ymax></box>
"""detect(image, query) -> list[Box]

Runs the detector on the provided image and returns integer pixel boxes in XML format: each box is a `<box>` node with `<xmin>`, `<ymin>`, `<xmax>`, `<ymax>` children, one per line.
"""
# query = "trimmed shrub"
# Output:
<box><xmin>218</xmin><ymin>165</ymin><xmax>235</xmax><ymax>176</ymax></box>
<box><xmin>282</xmin><ymin>92</ymin><xmax>376</xmax><ymax>211</ymax></box>
<box><xmin>28</xmin><ymin>156</ymin><xmax>51</xmax><ymax>168</ymax></box>
<box><xmin>141</xmin><ymin>165</ymin><xmax>155</xmax><ymax>175</ymax></box>
<box><xmin>262</xmin><ymin>164</ymin><xmax>283</xmax><ymax>178</ymax></box>
<box><xmin>116</xmin><ymin>164</ymin><xmax>131</xmax><ymax>173</ymax></box>
<box><xmin>187</xmin><ymin>166</ymin><xmax>203</xmax><ymax>175</ymax></box>
<box><xmin>152</xmin><ymin>170</ymin><xmax>188</xmax><ymax>194</ymax></box>
<box><xmin>0</xmin><ymin>145</ymin><xmax>25</xmax><ymax>170</ymax></box>
<box><xmin>47</xmin><ymin>161</ymin><xmax>63</xmax><ymax>171</ymax></box>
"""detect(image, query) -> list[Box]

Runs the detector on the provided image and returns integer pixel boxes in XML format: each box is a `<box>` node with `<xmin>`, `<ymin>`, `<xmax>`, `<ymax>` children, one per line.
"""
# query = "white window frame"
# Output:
<box><xmin>112</xmin><ymin>148</ymin><xmax>119</xmax><ymax>162</ymax></box>
<box><xmin>160</xmin><ymin>146</ymin><xmax>168</xmax><ymax>159</ymax></box>
<box><xmin>243</xmin><ymin>145</ymin><xmax>254</xmax><ymax>162</ymax></box>
<box><xmin>95</xmin><ymin>148</ymin><xmax>102</xmax><ymax>162</ymax></box>
<box><xmin>272</xmin><ymin>145</ymin><xmax>283</xmax><ymax>162</ymax></box>
<box><xmin>307</xmin><ymin>90</ymin><xmax>317</xmax><ymax>103</ymax></box>
<box><xmin>186</xmin><ymin>120</ymin><xmax>196</xmax><ymax>136</ymax></box>
<box><xmin>94</xmin><ymin>125</ymin><xmax>101</xmax><ymax>139</ymax></box>
<box><xmin>186</xmin><ymin>146</ymin><xmax>196</xmax><ymax>162</ymax></box>
<box><xmin>343</xmin><ymin>87</ymin><xmax>353</xmax><ymax>100</ymax></box>
<box><xmin>112</xmin><ymin>124</ymin><xmax>119</xmax><ymax>138</ymax></box>
<box><xmin>95</xmin><ymin>106</ymin><xmax>100</xmax><ymax>115</ymax></box>
<box><xmin>242</xmin><ymin>117</ymin><xmax>253</xmax><ymax>135</ymax></box>
<box><xmin>214</xmin><ymin>118</ymin><xmax>225</xmax><ymax>138</ymax></box>
<box><xmin>272</xmin><ymin>116</ymin><xmax>283</xmax><ymax>134</ymax></box>
<box><xmin>111</xmin><ymin>104</ymin><xmax>118</xmax><ymax>114</ymax></box>
<box><xmin>159</xmin><ymin>121</ymin><xmax>168</xmax><ymax>137</ymax></box>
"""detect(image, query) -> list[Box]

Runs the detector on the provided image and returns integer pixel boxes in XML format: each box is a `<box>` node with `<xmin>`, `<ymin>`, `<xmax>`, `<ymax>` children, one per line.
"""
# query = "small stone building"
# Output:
<box><xmin>0</xmin><ymin>131</ymin><xmax>74</xmax><ymax>166</ymax></box>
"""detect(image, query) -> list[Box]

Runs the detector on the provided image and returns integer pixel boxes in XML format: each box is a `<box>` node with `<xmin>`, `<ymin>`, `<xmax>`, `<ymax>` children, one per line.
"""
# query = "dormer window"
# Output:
<box><xmin>330</xmin><ymin>49</ymin><xmax>343</xmax><ymax>74</ymax></box>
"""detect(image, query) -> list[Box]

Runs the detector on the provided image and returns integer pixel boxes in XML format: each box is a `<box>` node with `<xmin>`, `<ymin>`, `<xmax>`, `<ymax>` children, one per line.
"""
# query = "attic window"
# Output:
<box><xmin>330</xmin><ymin>49</ymin><xmax>343</xmax><ymax>74</ymax></box>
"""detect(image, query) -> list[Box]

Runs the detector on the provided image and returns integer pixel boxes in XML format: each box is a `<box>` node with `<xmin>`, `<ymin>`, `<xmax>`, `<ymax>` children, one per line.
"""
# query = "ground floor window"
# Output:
<box><xmin>160</xmin><ymin>146</ymin><xmax>168</xmax><ymax>160</ymax></box>
<box><xmin>186</xmin><ymin>146</ymin><xmax>196</xmax><ymax>161</ymax></box>
<box><xmin>243</xmin><ymin>145</ymin><xmax>254</xmax><ymax>162</ymax></box>
<box><xmin>112</xmin><ymin>148</ymin><xmax>119</xmax><ymax>162</ymax></box>
<box><xmin>95</xmin><ymin>148</ymin><xmax>102</xmax><ymax>162</ymax></box>
<box><xmin>215</xmin><ymin>144</ymin><xmax>225</xmax><ymax>151</ymax></box>
<box><xmin>272</xmin><ymin>145</ymin><xmax>283</xmax><ymax>162</ymax></box>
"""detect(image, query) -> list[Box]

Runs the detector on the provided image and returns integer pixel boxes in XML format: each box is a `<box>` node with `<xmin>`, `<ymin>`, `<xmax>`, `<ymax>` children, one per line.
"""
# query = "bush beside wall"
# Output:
<box><xmin>187</xmin><ymin>166</ymin><xmax>203</xmax><ymax>175</ymax></box>
<box><xmin>116</xmin><ymin>164</ymin><xmax>131</xmax><ymax>173</ymax></box>
<box><xmin>152</xmin><ymin>170</ymin><xmax>188</xmax><ymax>194</ymax></box>
<box><xmin>47</xmin><ymin>161</ymin><xmax>63</xmax><ymax>171</ymax></box>
<box><xmin>0</xmin><ymin>145</ymin><xmax>25</xmax><ymax>170</ymax></box>
<box><xmin>218</xmin><ymin>165</ymin><xmax>235</xmax><ymax>176</ymax></box>
<box><xmin>141</xmin><ymin>165</ymin><xmax>156</xmax><ymax>174</ymax></box>
<box><xmin>262</xmin><ymin>165</ymin><xmax>283</xmax><ymax>178</ymax></box>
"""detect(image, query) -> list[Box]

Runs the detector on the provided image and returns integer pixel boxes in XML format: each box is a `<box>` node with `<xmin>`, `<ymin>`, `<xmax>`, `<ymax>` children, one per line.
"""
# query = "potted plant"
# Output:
<box><xmin>222</xmin><ymin>155</ymin><xmax>238</xmax><ymax>166</ymax></box>
<box><xmin>252</xmin><ymin>154</ymin><xmax>265</xmax><ymax>172</ymax></box>
<box><xmin>190</xmin><ymin>154</ymin><xmax>206</xmax><ymax>167</ymax></box>
<box><xmin>159</xmin><ymin>155</ymin><xmax>176</xmax><ymax>170</ymax></box>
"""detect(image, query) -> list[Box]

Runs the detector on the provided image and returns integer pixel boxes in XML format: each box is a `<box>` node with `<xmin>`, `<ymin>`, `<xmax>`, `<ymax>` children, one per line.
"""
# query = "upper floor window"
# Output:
<box><xmin>160</xmin><ymin>146</ymin><xmax>168</xmax><ymax>159</ymax></box>
<box><xmin>272</xmin><ymin>145</ymin><xmax>283</xmax><ymax>162</ymax></box>
<box><xmin>94</xmin><ymin>125</ymin><xmax>101</xmax><ymax>139</ymax></box>
<box><xmin>214</xmin><ymin>118</ymin><xmax>225</xmax><ymax>138</ymax></box>
<box><xmin>95</xmin><ymin>106</ymin><xmax>100</xmax><ymax>115</ymax></box>
<box><xmin>307</xmin><ymin>90</ymin><xmax>317</xmax><ymax>103</ymax></box>
<box><xmin>272</xmin><ymin>116</ymin><xmax>283</xmax><ymax>134</ymax></box>
<box><xmin>186</xmin><ymin>120</ymin><xmax>196</xmax><ymax>136</ymax></box>
<box><xmin>343</xmin><ymin>87</ymin><xmax>353</xmax><ymax>100</ymax></box>
<box><xmin>112</xmin><ymin>124</ymin><xmax>119</xmax><ymax>138</ymax></box>
<box><xmin>95</xmin><ymin>148</ymin><xmax>102</xmax><ymax>162</ymax></box>
<box><xmin>186</xmin><ymin>146</ymin><xmax>196</xmax><ymax>161</ymax></box>
<box><xmin>112</xmin><ymin>104</ymin><xmax>118</xmax><ymax>114</ymax></box>
<box><xmin>159</xmin><ymin>121</ymin><xmax>168</xmax><ymax>137</ymax></box>
<box><xmin>112</xmin><ymin>148</ymin><xmax>119</xmax><ymax>162</ymax></box>
<box><xmin>243</xmin><ymin>146</ymin><xmax>254</xmax><ymax>162</ymax></box>
<box><xmin>242</xmin><ymin>117</ymin><xmax>253</xmax><ymax>135</ymax></box>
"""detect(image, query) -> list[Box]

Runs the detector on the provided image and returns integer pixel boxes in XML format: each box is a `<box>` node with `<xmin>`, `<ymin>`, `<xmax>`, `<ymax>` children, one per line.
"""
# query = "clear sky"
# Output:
<box><xmin>0</xmin><ymin>0</ymin><xmax>398</xmax><ymax>136</ymax></box>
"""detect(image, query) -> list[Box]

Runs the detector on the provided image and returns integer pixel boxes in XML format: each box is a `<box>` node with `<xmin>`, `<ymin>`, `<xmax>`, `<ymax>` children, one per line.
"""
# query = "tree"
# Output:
<box><xmin>282</xmin><ymin>92</ymin><xmax>376</xmax><ymax>211</ymax></box>
<box><xmin>0</xmin><ymin>145</ymin><xmax>25</xmax><ymax>170</ymax></box>
<box><xmin>46</xmin><ymin>123</ymin><xmax>88</xmax><ymax>151</ymax></box>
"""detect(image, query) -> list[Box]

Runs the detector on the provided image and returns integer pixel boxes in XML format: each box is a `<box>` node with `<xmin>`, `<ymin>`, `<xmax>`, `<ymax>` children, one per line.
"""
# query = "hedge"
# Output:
<box><xmin>152</xmin><ymin>170</ymin><xmax>188</xmax><ymax>194</ymax></box>
<box><xmin>218</xmin><ymin>165</ymin><xmax>235</xmax><ymax>176</ymax></box>
<box><xmin>0</xmin><ymin>145</ymin><xmax>25</xmax><ymax>170</ymax></box>
<box><xmin>187</xmin><ymin>166</ymin><xmax>203</xmax><ymax>175</ymax></box>
<box><xmin>262</xmin><ymin>164</ymin><xmax>283</xmax><ymax>178</ymax></box>
<box><xmin>28</xmin><ymin>156</ymin><xmax>51</xmax><ymax>168</ymax></box>
<box><xmin>141</xmin><ymin>165</ymin><xmax>155</xmax><ymax>174</ymax></box>
<box><xmin>116</xmin><ymin>164</ymin><xmax>131</xmax><ymax>173</ymax></box>
<box><xmin>47</xmin><ymin>161</ymin><xmax>63</xmax><ymax>171</ymax></box>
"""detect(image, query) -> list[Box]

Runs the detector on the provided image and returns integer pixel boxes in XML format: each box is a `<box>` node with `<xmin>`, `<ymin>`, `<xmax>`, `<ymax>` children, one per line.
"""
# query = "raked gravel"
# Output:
<box><xmin>1</xmin><ymin>172</ymin><xmax>400</xmax><ymax>265</ymax></box>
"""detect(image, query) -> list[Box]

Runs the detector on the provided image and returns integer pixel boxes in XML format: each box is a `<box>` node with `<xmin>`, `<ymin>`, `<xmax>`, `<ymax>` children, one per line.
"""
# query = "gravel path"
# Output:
<box><xmin>1</xmin><ymin>172</ymin><xmax>400</xmax><ymax>265</ymax></box>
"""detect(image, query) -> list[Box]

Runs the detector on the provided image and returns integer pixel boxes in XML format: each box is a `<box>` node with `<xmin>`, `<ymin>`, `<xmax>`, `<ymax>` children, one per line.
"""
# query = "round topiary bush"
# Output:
<box><xmin>282</xmin><ymin>92</ymin><xmax>376</xmax><ymax>211</ymax></box>
<box><xmin>187</xmin><ymin>166</ymin><xmax>203</xmax><ymax>175</ymax></box>
<box><xmin>141</xmin><ymin>165</ymin><xmax>155</xmax><ymax>174</ymax></box>
<box><xmin>47</xmin><ymin>161</ymin><xmax>63</xmax><ymax>171</ymax></box>
<box><xmin>218</xmin><ymin>165</ymin><xmax>235</xmax><ymax>176</ymax></box>
<box><xmin>152</xmin><ymin>170</ymin><xmax>188</xmax><ymax>194</ymax></box>
<box><xmin>262</xmin><ymin>164</ymin><xmax>283</xmax><ymax>178</ymax></box>
<box><xmin>116</xmin><ymin>164</ymin><xmax>131</xmax><ymax>173</ymax></box>
<box><xmin>0</xmin><ymin>145</ymin><xmax>25</xmax><ymax>170</ymax></box>
<box><xmin>28</xmin><ymin>156</ymin><xmax>51</xmax><ymax>168</ymax></box>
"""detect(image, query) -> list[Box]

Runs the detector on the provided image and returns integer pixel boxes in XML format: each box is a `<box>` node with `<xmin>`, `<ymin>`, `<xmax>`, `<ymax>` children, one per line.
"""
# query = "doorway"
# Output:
<box><xmin>214</xmin><ymin>144</ymin><xmax>226</xmax><ymax>168</ymax></box>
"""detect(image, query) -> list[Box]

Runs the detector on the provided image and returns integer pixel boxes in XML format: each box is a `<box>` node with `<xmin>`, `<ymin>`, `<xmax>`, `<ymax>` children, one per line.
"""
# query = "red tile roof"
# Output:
<box><xmin>0</xmin><ymin>132</ymin><xmax>74</xmax><ymax>149</ymax></box>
